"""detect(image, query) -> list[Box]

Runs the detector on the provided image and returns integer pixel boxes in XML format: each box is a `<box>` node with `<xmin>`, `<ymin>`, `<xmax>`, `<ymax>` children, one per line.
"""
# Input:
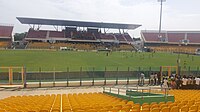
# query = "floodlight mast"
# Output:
<box><xmin>158</xmin><ymin>0</ymin><xmax>166</xmax><ymax>38</ymax></box>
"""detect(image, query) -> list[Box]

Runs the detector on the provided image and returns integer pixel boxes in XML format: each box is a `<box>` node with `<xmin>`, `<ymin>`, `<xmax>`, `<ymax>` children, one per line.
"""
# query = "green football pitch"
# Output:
<box><xmin>0</xmin><ymin>50</ymin><xmax>200</xmax><ymax>71</ymax></box>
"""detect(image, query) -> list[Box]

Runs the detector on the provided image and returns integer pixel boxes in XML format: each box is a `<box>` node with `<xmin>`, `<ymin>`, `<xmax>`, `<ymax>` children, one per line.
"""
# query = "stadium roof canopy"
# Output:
<box><xmin>17</xmin><ymin>17</ymin><xmax>141</xmax><ymax>30</ymax></box>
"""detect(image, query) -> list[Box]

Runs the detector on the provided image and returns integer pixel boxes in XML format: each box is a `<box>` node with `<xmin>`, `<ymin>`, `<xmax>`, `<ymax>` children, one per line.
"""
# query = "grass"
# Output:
<box><xmin>0</xmin><ymin>50</ymin><xmax>200</xmax><ymax>72</ymax></box>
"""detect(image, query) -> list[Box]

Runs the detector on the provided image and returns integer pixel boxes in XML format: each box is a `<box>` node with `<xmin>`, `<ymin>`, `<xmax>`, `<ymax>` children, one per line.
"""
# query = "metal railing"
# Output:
<box><xmin>103</xmin><ymin>85</ymin><xmax>170</xmax><ymax>98</ymax></box>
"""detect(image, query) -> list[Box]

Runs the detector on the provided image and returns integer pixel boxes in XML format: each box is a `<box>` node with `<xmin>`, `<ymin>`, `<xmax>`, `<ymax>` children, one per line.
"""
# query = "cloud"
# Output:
<box><xmin>119</xmin><ymin>0</ymin><xmax>154</xmax><ymax>7</ymax></box>
<box><xmin>1</xmin><ymin>0</ymin><xmax>200</xmax><ymax>37</ymax></box>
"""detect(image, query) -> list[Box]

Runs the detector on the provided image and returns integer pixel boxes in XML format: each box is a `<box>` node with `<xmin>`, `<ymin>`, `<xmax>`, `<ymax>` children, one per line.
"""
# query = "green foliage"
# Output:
<box><xmin>14</xmin><ymin>32</ymin><xmax>27</xmax><ymax>41</ymax></box>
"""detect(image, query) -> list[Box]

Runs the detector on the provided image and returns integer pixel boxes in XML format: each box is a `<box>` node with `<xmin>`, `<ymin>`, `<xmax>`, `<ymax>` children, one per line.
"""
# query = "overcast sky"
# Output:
<box><xmin>1</xmin><ymin>0</ymin><xmax>200</xmax><ymax>37</ymax></box>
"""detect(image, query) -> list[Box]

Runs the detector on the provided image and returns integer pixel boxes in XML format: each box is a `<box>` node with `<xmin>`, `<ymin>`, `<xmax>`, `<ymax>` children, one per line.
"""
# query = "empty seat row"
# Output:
<box><xmin>1</xmin><ymin>90</ymin><xmax>199</xmax><ymax>112</ymax></box>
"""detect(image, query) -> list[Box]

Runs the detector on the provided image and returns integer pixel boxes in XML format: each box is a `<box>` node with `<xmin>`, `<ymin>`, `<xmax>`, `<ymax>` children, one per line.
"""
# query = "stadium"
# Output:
<box><xmin>0</xmin><ymin>0</ymin><xmax>200</xmax><ymax>112</ymax></box>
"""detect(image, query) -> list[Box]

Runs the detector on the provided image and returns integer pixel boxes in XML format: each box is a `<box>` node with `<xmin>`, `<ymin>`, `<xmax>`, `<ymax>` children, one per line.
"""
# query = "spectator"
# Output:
<box><xmin>175</xmin><ymin>76</ymin><xmax>182</xmax><ymax>89</ymax></box>
<box><xmin>182</xmin><ymin>75</ymin><xmax>188</xmax><ymax>89</ymax></box>
<box><xmin>150</xmin><ymin>73</ymin><xmax>154</xmax><ymax>86</ymax></box>
<box><xmin>154</xmin><ymin>73</ymin><xmax>158</xmax><ymax>85</ymax></box>
<box><xmin>157</xmin><ymin>72</ymin><xmax>161</xmax><ymax>85</ymax></box>
<box><xmin>162</xmin><ymin>78</ymin><xmax>168</xmax><ymax>89</ymax></box>
<box><xmin>171</xmin><ymin>73</ymin><xmax>176</xmax><ymax>78</ymax></box>
<box><xmin>139</xmin><ymin>72</ymin><xmax>145</xmax><ymax>86</ymax></box>
<box><xmin>171</xmin><ymin>78</ymin><xmax>177</xmax><ymax>89</ymax></box>
<box><xmin>168</xmin><ymin>76</ymin><xmax>172</xmax><ymax>88</ymax></box>
<box><xmin>187</xmin><ymin>75</ymin><xmax>192</xmax><ymax>89</ymax></box>
<box><xmin>191</xmin><ymin>76</ymin><xmax>196</xmax><ymax>89</ymax></box>
<box><xmin>195</xmin><ymin>76</ymin><xmax>200</xmax><ymax>89</ymax></box>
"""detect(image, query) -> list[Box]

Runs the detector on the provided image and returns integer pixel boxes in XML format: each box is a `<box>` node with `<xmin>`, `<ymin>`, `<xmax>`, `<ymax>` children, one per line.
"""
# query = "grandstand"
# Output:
<box><xmin>0</xmin><ymin>24</ymin><xmax>13</xmax><ymax>49</ymax></box>
<box><xmin>0</xmin><ymin>1</ymin><xmax>200</xmax><ymax>112</ymax></box>
<box><xmin>141</xmin><ymin>30</ymin><xmax>200</xmax><ymax>54</ymax></box>
<box><xmin>17</xmin><ymin>17</ymin><xmax>141</xmax><ymax>51</ymax></box>
<box><xmin>0</xmin><ymin>18</ymin><xmax>199</xmax><ymax>112</ymax></box>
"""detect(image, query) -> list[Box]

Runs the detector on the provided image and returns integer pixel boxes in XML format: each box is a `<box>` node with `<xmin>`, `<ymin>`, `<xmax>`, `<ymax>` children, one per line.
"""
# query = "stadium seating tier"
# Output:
<box><xmin>142</xmin><ymin>31</ymin><xmax>200</xmax><ymax>44</ymax></box>
<box><xmin>0</xmin><ymin>25</ymin><xmax>13</xmax><ymax>38</ymax></box>
<box><xmin>0</xmin><ymin>90</ymin><xmax>199</xmax><ymax>112</ymax></box>
<box><xmin>27</xmin><ymin>30</ymin><xmax>47</xmax><ymax>39</ymax></box>
<box><xmin>49</xmin><ymin>31</ymin><xmax>65</xmax><ymax>38</ymax></box>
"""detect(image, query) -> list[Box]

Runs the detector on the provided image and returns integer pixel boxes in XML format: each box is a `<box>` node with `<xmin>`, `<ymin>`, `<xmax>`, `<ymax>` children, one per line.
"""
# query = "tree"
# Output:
<box><xmin>14</xmin><ymin>32</ymin><xmax>27</xmax><ymax>41</ymax></box>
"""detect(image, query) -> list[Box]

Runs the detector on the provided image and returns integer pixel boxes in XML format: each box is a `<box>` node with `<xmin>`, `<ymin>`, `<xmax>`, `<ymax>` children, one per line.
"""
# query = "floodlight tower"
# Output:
<box><xmin>158</xmin><ymin>0</ymin><xmax>166</xmax><ymax>38</ymax></box>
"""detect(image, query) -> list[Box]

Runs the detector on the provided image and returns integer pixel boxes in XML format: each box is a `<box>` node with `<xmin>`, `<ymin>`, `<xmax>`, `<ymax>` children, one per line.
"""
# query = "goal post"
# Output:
<box><xmin>160</xmin><ymin>66</ymin><xmax>178</xmax><ymax>81</ymax></box>
<box><xmin>0</xmin><ymin>66</ymin><xmax>26</xmax><ymax>88</ymax></box>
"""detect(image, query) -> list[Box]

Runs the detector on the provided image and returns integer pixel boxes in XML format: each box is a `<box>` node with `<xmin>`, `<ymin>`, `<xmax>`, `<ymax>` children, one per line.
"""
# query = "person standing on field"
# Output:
<box><xmin>154</xmin><ymin>73</ymin><xmax>158</xmax><ymax>85</ymax></box>
<box><xmin>139</xmin><ymin>72</ymin><xmax>145</xmax><ymax>86</ymax></box>
<box><xmin>150</xmin><ymin>73</ymin><xmax>154</xmax><ymax>86</ymax></box>
<box><xmin>195</xmin><ymin>76</ymin><xmax>200</xmax><ymax>89</ymax></box>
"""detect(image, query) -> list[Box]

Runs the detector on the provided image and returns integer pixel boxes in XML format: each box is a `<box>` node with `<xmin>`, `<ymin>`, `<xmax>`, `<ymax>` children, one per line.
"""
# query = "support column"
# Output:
<box><xmin>9</xmin><ymin>67</ymin><xmax>13</xmax><ymax>85</ymax></box>
<box><xmin>21</xmin><ymin>67</ymin><xmax>24</xmax><ymax>85</ymax></box>
<box><xmin>23</xmin><ymin>67</ymin><xmax>27</xmax><ymax>88</ymax></box>
<box><xmin>168</xmin><ymin>66</ymin><xmax>171</xmax><ymax>76</ymax></box>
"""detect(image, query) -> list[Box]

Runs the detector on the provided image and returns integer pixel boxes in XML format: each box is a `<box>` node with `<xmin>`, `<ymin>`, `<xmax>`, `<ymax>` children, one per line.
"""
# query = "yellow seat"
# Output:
<box><xmin>121</xmin><ymin>106</ymin><xmax>131</xmax><ymax>112</ymax></box>
<box><xmin>182</xmin><ymin>100</ymin><xmax>188</xmax><ymax>104</ymax></box>
<box><xmin>170</xmin><ymin>106</ymin><xmax>179</xmax><ymax>112</ymax></box>
<box><xmin>161</xmin><ymin>107</ymin><xmax>170</xmax><ymax>112</ymax></box>
<box><xmin>142</xmin><ymin>105</ymin><xmax>150</xmax><ymax>111</ymax></box>
<box><xmin>150</xmin><ymin>102</ymin><xmax>157</xmax><ymax>106</ymax></box>
<box><xmin>188</xmin><ymin>110</ymin><xmax>197</xmax><ymax>112</ymax></box>
<box><xmin>115</xmin><ymin>105</ymin><xmax>122</xmax><ymax>110</ymax></box>
<box><xmin>142</xmin><ymin>103</ymin><xmax>149</xmax><ymax>106</ymax></box>
<box><xmin>177</xmin><ymin>103</ymin><xmax>185</xmax><ymax>108</ymax></box>
<box><xmin>181</xmin><ymin>106</ymin><xmax>189</xmax><ymax>112</ymax></box>
<box><xmin>150</xmin><ymin>108</ymin><xmax>160</xmax><ymax>112</ymax></box>
<box><xmin>160</xmin><ymin>104</ymin><xmax>168</xmax><ymax>109</ymax></box>
<box><xmin>151</xmin><ymin>104</ymin><xmax>159</xmax><ymax>110</ymax></box>
<box><xmin>110</xmin><ymin>108</ymin><xmax>120</xmax><ymax>112</ymax></box>
<box><xmin>0</xmin><ymin>110</ymin><xmax>6</xmax><ymax>112</ymax></box>
<box><xmin>166</xmin><ymin>102</ymin><xmax>173</xmax><ymax>106</ymax></box>
<box><xmin>159</xmin><ymin>102</ymin><xmax>165</xmax><ymax>105</ymax></box>
<box><xmin>130</xmin><ymin>109</ymin><xmax>140</xmax><ymax>112</ymax></box>
<box><xmin>86</xmin><ymin>109</ymin><xmax>96</xmax><ymax>112</ymax></box>
<box><xmin>168</xmin><ymin>103</ymin><xmax>177</xmax><ymax>109</ymax></box>
<box><xmin>189</xmin><ymin>105</ymin><xmax>198</xmax><ymax>111</ymax></box>
<box><xmin>39</xmin><ymin>110</ymin><xmax>49</xmax><ymax>112</ymax></box>
<box><xmin>141</xmin><ymin>109</ymin><xmax>150</xmax><ymax>112</ymax></box>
